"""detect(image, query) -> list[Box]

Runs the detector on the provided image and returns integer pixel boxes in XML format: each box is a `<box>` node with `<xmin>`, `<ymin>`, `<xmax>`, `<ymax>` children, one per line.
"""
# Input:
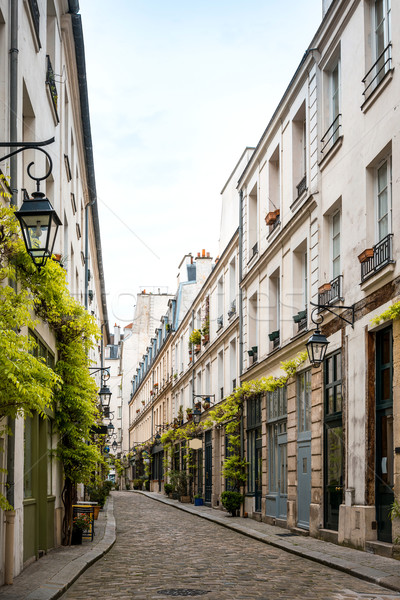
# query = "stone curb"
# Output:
<box><xmin>139</xmin><ymin>491</ymin><xmax>400</xmax><ymax>595</ymax></box>
<box><xmin>25</xmin><ymin>496</ymin><xmax>116</xmax><ymax>600</ymax></box>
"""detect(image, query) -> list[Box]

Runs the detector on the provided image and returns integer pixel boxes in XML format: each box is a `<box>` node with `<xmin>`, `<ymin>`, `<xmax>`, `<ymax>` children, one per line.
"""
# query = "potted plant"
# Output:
<box><xmin>265</xmin><ymin>209</ymin><xmax>280</xmax><ymax>226</ymax></box>
<box><xmin>202</xmin><ymin>320</ymin><xmax>210</xmax><ymax>344</ymax></box>
<box><xmin>221</xmin><ymin>491</ymin><xmax>244</xmax><ymax>516</ymax></box>
<box><xmin>318</xmin><ymin>282</ymin><xmax>332</xmax><ymax>294</ymax></box>
<box><xmin>71</xmin><ymin>513</ymin><xmax>91</xmax><ymax>544</ymax></box>
<box><xmin>186</xmin><ymin>407</ymin><xmax>193</xmax><ymax>420</ymax></box>
<box><xmin>164</xmin><ymin>483</ymin><xmax>173</xmax><ymax>497</ymax></box>
<box><xmin>194</xmin><ymin>494</ymin><xmax>204</xmax><ymax>506</ymax></box>
<box><xmin>189</xmin><ymin>329</ymin><xmax>202</xmax><ymax>346</ymax></box>
<box><xmin>358</xmin><ymin>248</ymin><xmax>374</xmax><ymax>263</ymax></box>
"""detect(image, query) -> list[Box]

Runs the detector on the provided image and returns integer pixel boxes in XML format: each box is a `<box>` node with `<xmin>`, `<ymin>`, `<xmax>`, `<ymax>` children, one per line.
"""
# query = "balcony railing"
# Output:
<box><xmin>46</xmin><ymin>55</ymin><xmax>58</xmax><ymax>113</ymax></box>
<box><xmin>360</xmin><ymin>234</ymin><xmax>394</xmax><ymax>283</ymax></box>
<box><xmin>321</xmin><ymin>114</ymin><xmax>342</xmax><ymax>156</ymax></box>
<box><xmin>362</xmin><ymin>43</ymin><xmax>392</xmax><ymax>100</ymax></box>
<box><xmin>296</xmin><ymin>175</ymin><xmax>307</xmax><ymax>198</ymax></box>
<box><xmin>318</xmin><ymin>275</ymin><xmax>343</xmax><ymax>306</ymax></box>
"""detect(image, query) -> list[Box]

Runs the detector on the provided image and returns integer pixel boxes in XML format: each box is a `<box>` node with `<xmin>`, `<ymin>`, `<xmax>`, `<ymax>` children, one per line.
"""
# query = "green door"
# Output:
<box><xmin>376</xmin><ymin>327</ymin><xmax>394</xmax><ymax>543</ymax></box>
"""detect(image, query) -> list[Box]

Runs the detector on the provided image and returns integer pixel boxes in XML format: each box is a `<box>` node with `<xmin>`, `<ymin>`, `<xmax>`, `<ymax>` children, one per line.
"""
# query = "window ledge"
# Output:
<box><xmin>247</xmin><ymin>250</ymin><xmax>258</xmax><ymax>266</ymax></box>
<box><xmin>290</xmin><ymin>189</ymin><xmax>308</xmax><ymax>213</ymax></box>
<box><xmin>360</xmin><ymin>261</ymin><xmax>395</xmax><ymax>292</ymax></box>
<box><xmin>46</xmin><ymin>85</ymin><xmax>59</xmax><ymax>126</ymax></box>
<box><xmin>318</xmin><ymin>136</ymin><xmax>343</xmax><ymax>172</ymax></box>
<box><xmin>267</xmin><ymin>222</ymin><xmax>281</xmax><ymax>243</ymax></box>
<box><xmin>361</xmin><ymin>69</ymin><xmax>394</xmax><ymax>114</ymax></box>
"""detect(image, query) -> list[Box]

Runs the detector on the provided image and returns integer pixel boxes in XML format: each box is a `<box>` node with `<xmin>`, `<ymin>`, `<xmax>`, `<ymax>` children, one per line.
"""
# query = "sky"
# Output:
<box><xmin>80</xmin><ymin>0</ymin><xmax>324</xmax><ymax>326</ymax></box>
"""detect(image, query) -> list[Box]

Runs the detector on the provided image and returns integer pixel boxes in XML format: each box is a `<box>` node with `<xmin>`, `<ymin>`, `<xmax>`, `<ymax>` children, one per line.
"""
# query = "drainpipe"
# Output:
<box><xmin>238</xmin><ymin>190</ymin><xmax>244</xmax><ymax>378</ymax></box>
<box><xmin>191</xmin><ymin>310</ymin><xmax>195</xmax><ymax>405</ymax></box>
<box><xmin>84</xmin><ymin>204</ymin><xmax>89</xmax><ymax>309</ymax></box>
<box><xmin>5</xmin><ymin>0</ymin><xmax>19</xmax><ymax>584</ymax></box>
<box><xmin>238</xmin><ymin>189</ymin><xmax>245</xmax><ymax>513</ymax></box>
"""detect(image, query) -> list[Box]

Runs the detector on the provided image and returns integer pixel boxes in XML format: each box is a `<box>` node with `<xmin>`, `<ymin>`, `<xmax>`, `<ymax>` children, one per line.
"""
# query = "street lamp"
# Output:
<box><xmin>112</xmin><ymin>440</ymin><xmax>117</xmax><ymax>452</ymax></box>
<box><xmin>0</xmin><ymin>138</ymin><xmax>62</xmax><ymax>270</ymax></box>
<box><xmin>306</xmin><ymin>300</ymin><xmax>355</xmax><ymax>367</ymax></box>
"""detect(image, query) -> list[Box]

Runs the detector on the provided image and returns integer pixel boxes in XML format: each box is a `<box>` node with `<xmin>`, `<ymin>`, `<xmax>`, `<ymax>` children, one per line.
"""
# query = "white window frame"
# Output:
<box><xmin>375</xmin><ymin>155</ymin><xmax>392</xmax><ymax>243</ymax></box>
<box><xmin>331</xmin><ymin>210</ymin><xmax>341</xmax><ymax>279</ymax></box>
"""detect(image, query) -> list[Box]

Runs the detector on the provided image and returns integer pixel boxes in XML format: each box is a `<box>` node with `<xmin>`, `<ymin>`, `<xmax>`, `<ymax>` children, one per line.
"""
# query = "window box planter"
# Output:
<box><xmin>202</xmin><ymin>334</ymin><xmax>209</xmax><ymax>344</ymax></box>
<box><xmin>293</xmin><ymin>310</ymin><xmax>307</xmax><ymax>323</ymax></box>
<box><xmin>318</xmin><ymin>282</ymin><xmax>332</xmax><ymax>294</ymax></box>
<box><xmin>268</xmin><ymin>330</ymin><xmax>279</xmax><ymax>341</ymax></box>
<box><xmin>194</xmin><ymin>344</ymin><xmax>201</xmax><ymax>354</ymax></box>
<box><xmin>358</xmin><ymin>248</ymin><xmax>374</xmax><ymax>263</ymax></box>
<box><xmin>265</xmin><ymin>209</ymin><xmax>280</xmax><ymax>226</ymax></box>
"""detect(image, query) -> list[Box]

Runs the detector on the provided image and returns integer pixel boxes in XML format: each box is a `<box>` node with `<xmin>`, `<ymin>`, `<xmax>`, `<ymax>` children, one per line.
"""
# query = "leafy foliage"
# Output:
<box><xmin>0</xmin><ymin>205</ymin><xmax>104</xmax><ymax>541</ymax></box>
<box><xmin>221</xmin><ymin>491</ymin><xmax>244</xmax><ymax>516</ymax></box>
<box><xmin>371</xmin><ymin>300</ymin><xmax>400</xmax><ymax>325</ymax></box>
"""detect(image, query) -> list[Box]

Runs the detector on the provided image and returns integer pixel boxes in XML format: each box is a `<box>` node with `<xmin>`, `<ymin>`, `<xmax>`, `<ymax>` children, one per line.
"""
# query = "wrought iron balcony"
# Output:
<box><xmin>321</xmin><ymin>114</ymin><xmax>342</xmax><ymax>156</ymax></box>
<box><xmin>360</xmin><ymin>234</ymin><xmax>394</xmax><ymax>283</ymax></box>
<box><xmin>318</xmin><ymin>275</ymin><xmax>343</xmax><ymax>306</ymax></box>
<box><xmin>362</xmin><ymin>43</ymin><xmax>392</xmax><ymax>100</ymax></box>
<box><xmin>217</xmin><ymin>315</ymin><xmax>223</xmax><ymax>330</ymax></box>
<box><xmin>296</xmin><ymin>175</ymin><xmax>307</xmax><ymax>198</ymax></box>
<box><xmin>46</xmin><ymin>55</ymin><xmax>58</xmax><ymax>113</ymax></box>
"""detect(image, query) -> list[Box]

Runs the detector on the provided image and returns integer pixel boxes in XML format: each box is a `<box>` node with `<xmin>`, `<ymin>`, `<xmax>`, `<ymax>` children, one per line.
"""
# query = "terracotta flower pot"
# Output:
<box><xmin>265</xmin><ymin>209</ymin><xmax>280</xmax><ymax>226</ymax></box>
<box><xmin>318</xmin><ymin>283</ymin><xmax>332</xmax><ymax>294</ymax></box>
<box><xmin>358</xmin><ymin>248</ymin><xmax>374</xmax><ymax>263</ymax></box>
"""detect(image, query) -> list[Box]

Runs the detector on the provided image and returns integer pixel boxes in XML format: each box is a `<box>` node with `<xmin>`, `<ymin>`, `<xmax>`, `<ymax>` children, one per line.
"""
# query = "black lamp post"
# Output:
<box><xmin>0</xmin><ymin>138</ymin><xmax>62</xmax><ymax>270</ymax></box>
<box><xmin>306</xmin><ymin>300</ymin><xmax>355</xmax><ymax>367</ymax></box>
<box><xmin>15</xmin><ymin>191</ymin><xmax>61</xmax><ymax>269</ymax></box>
<box><xmin>112</xmin><ymin>440</ymin><xmax>117</xmax><ymax>452</ymax></box>
<box><xmin>306</xmin><ymin>328</ymin><xmax>329</xmax><ymax>367</ymax></box>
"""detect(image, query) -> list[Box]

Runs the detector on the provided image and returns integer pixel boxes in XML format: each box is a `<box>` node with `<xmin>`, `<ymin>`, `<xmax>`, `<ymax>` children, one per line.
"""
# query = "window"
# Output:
<box><xmin>332</xmin><ymin>211</ymin><xmax>341</xmax><ymax>278</ymax></box>
<box><xmin>248</xmin><ymin>183</ymin><xmax>258</xmax><ymax>259</ymax></box>
<box><xmin>322</xmin><ymin>53</ymin><xmax>341</xmax><ymax>155</ymax></box>
<box><xmin>292</xmin><ymin>103</ymin><xmax>307</xmax><ymax>200</ymax></box>
<box><xmin>374</xmin><ymin>0</ymin><xmax>391</xmax><ymax>80</ymax></box>
<box><xmin>376</xmin><ymin>156</ymin><xmax>392</xmax><ymax>242</ymax></box>
<box><xmin>247</xmin><ymin>395</ymin><xmax>262</xmax><ymax>494</ymax></box>
<box><xmin>267</xmin><ymin>387</ymin><xmax>287</xmax><ymax>497</ymax></box>
<box><xmin>363</xmin><ymin>0</ymin><xmax>392</xmax><ymax>98</ymax></box>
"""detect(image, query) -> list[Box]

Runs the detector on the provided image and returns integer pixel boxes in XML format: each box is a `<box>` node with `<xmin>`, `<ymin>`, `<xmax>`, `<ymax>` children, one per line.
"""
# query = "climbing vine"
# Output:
<box><xmin>371</xmin><ymin>299</ymin><xmax>400</xmax><ymax>325</ymax></box>
<box><xmin>0</xmin><ymin>204</ymin><xmax>104</xmax><ymax>541</ymax></box>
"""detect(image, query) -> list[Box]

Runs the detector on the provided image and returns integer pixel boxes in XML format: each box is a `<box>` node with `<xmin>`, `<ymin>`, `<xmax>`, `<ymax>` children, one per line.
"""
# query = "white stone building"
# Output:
<box><xmin>0</xmin><ymin>0</ymin><xmax>108</xmax><ymax>582</ymax></box>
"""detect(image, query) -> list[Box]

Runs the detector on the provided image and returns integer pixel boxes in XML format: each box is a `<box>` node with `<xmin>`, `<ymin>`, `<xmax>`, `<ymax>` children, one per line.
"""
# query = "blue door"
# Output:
<box><xmin>297</xmin><ymin>370</ymin><xmax>312</xmax><ymax>529</ymax></box>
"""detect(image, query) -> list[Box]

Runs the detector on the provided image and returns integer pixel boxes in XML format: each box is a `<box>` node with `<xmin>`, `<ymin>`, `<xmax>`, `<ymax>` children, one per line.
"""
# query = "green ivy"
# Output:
<box><xmin>0</xmin><ymin>205</ymin><xmax>104</xmax><ymax>541</ymax></box>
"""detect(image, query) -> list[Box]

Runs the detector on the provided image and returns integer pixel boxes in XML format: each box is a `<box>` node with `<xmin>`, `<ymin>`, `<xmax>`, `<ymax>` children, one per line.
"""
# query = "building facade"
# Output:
<box><xmin>0</xmin><ymin>0</ymin><xmax>108</xmax><ymax>583</ymax></box>
<box><xmin>125</xmin><ymin>0</ymin><xmax>399</xmax><ymax>555</ymax></box>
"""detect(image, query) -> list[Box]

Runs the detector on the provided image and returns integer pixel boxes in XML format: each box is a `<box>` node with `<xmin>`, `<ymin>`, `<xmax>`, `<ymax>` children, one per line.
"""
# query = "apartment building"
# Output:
<box><xmin>239</xmin><ymin>0</ymin><xmax>399</xmax><ymax>551</ymax></box>
<box><xmin>0</xmin><ymin>0</ymin><xmax>108</xmax><ymax>582</ymax></box>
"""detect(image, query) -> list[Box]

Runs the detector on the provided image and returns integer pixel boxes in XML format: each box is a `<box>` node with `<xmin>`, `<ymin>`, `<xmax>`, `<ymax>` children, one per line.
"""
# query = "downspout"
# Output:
<box><xmin>5</xmin><ymin>0</ymin><xmax>18</xmax><ymax>584</ymax></box>
<box><xmin>238</xmin><ymin>189</ymin><xmax>245</xmax><ymax>513</ymax></box>
<box><xmin>84</xmin><ymin>204</ymin><xmax>89</xmax><ymax>309</ymax></box>
<box><xmin>191</xmin><ymin>309</ymin><xmax>195</xmax><ymax>406</ymax></box>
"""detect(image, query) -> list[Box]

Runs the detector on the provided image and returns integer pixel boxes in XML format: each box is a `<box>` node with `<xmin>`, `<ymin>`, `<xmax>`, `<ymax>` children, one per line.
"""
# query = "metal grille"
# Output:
<box><xmin>360</xmin><ymin>234</ymin><xmax>394</xmax><ymax>283</ymax></box>
<box><xmin>296</xmin><ymin>175</ymin><xmax>307</xmax><ymax>198</ymax></box>
<box><xmin>318</xmin><ymin>275</ymin><xmax>343</xmax><ymax>306</ymax></box>
<box><xmin>363</xmin><ymin>43</ymin><xmax>392</xmax><ymax>99</ymax></box>
<box><xmin>321</xmin><ymin>114</ymin><xmax>341</xmax><ymax>155</ymax></box>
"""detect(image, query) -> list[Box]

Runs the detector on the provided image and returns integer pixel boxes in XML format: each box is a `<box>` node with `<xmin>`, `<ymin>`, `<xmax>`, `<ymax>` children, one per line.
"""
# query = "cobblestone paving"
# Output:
<box><xmin>60</xmin><ymin>492</ymin><xmax>400</xmax><ymax>600</ymax></box>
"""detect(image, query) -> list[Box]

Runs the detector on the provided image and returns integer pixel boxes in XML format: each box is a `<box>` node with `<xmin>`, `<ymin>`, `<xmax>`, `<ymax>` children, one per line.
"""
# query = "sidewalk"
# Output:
<box><xmin>0</xmin><ymin>496</ymin><xmax>116</xmax><ymax>600</ymax></box>
<box><xmin>140</xmin><ymin>491</ymin><xmax>400</xmax><ymax>595</ymax></box>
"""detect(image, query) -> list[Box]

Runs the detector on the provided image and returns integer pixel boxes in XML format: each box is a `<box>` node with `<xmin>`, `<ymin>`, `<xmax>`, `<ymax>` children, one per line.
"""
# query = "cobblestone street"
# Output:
<box><xmin>59</xmin><ymin>493</ymin><xmax>400</xmax><ymax>600</ymax></box>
